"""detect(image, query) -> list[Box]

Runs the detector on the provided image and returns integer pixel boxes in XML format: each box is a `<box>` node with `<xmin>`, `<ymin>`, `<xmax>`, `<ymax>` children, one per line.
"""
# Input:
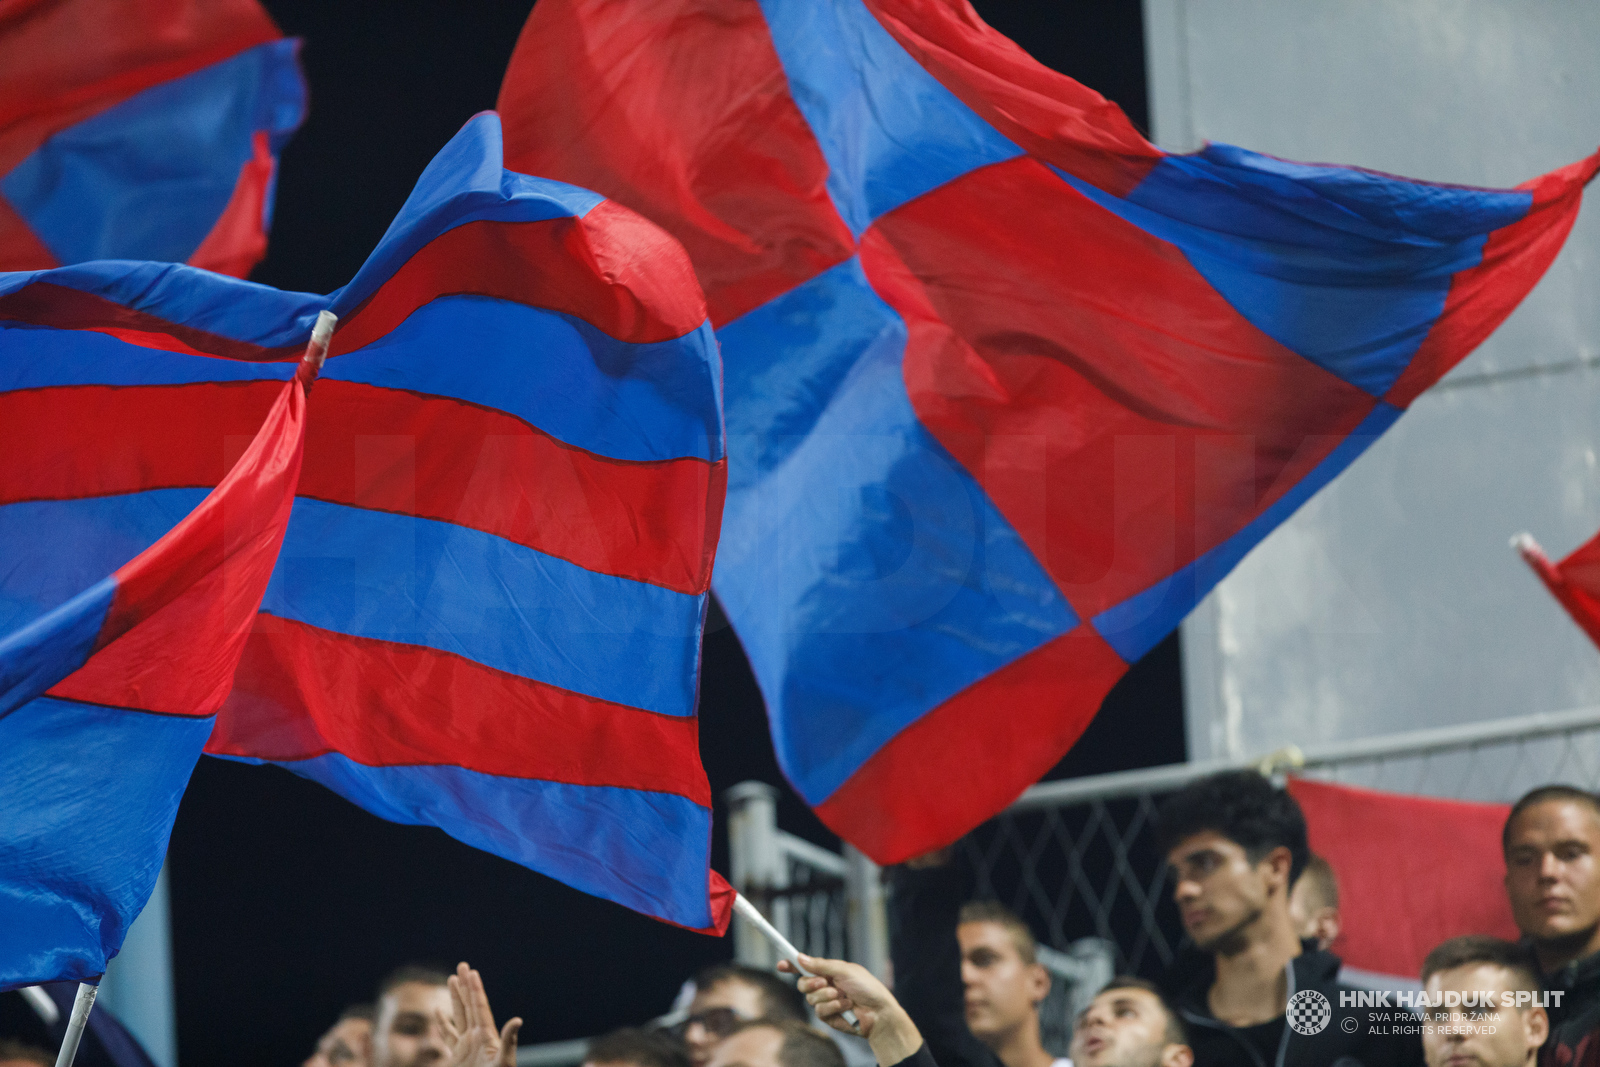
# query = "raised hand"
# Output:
<box><xmin>777</xmin><ymin>955</ymin><xmax>921</xmax><ymax>1067</ymax></box>
<box><xmin>438</xmin><ymin>962</ymin><xmax>524</xmax><ymax>1067</ymax></box>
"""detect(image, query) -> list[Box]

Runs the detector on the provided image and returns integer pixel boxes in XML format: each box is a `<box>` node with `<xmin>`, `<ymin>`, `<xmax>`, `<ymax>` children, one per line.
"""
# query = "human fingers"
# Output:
<box><xmin>795</xmin><ymin>975</ymin><xmax>830</xmax><ymax>995</ymax></box>
<box><xmin>468</xmin><ymin>968</ymin><xmax>497</xmax><ymax>1032</ymax></box>
<box><xmin>449</xmin><ymin>971</ymin><xmax>470</xmax><ymax>1034</ymax></box>
<box><xmin>498</xmin><ymin>1019</ymin><xmax>523</xmax><ymax>1067</ymax></box>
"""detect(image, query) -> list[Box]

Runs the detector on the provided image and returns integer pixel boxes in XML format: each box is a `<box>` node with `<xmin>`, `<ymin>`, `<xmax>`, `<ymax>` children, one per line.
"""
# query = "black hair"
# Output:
<box><xmin>1503</xmin><ymin>785</ymin><xmax>1600</xmax><ymax>854</ymax></box>
<box><xmin>692</xmin><ymin>964</ymin><xmax>808</xmax><ymax>1023</ymax></box>
<box><xmin>340</xmin><ymin>1003</ymin><xmax>377</xmax><ymax>1023</ymax></box>
<box><xmin>725</xmin><ymin>1021</ymin><xmax>843</xmax><ymax>1067</ymax></box>
<box><xmin>586</xmin><ymin>1027</ymin><xmax>691</xmax><ymax>1067</ymax></box>
<box><xmin>1154</xmin><ymin>770</ymin><xmax>1309</xmax><ymax>885</ymax></box>
<box><xmin>377</xmin><ymin>964</ymin><xmax>450</xmax><ymax>998</ymax></box>
<box><xmin>1094</xmin><ymin>976</ymin><xmax>1189</xmax><ymax>1047</ymax></box>
<box><xmin>1421</xmin><ymin>936</ymin><xmax>1541</xmax><ymax>994</ymax></box>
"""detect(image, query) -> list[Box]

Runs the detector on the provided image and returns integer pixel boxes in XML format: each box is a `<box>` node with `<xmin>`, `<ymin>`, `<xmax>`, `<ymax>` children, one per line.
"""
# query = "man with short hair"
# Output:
<box><xmin>586</xmin><ymin>1028</ymin><xmax>690</xmax><ymax>1067</ymax></box>
<box><xmin>708</xmin><ymin>1021</ymin><xmax>846</xmax><ymax>1067</ymax></box>
<box><xmin>1420</xmin><ymin>936</ymin><xmax>1548</xmax><ymax>1067</ymax></box>
<box><xmin>1286</xmin><ymin>856</ymin><xmax>1340</xmax><ymax>952</ymax></box>
<box><xmin>889</xmin><ymin>853</ymin><xmax>1064</xmax><ymax>1067</ymax></box>
<box><xmin>1068</xmin><ymin>979</ymin><xmax>1192</xmax><ymax>1067</ymax></box>
<box><xmin>683</xmin><ymin>964</ymin><xmax>811</xmax><ymax>1067</ymax></box>
<box><xmin>1502</xmin><ymin>785</ymin><xmax>1600</xmax><ymax>1065</ymax></box>
<box><xmin>373</xmin><ymin>964</ymin><xmax>520</xmax><ymax>1067</ymax></box>
<box><xmin>304</xmin><ymin>1004</ymin><xmax>375</xmax><ymax>1067</ymax></box>
<box><xmin>1154</xmin><ymin>770</ymin><xmax>1420</xmax><ymax>1067</ymax></box>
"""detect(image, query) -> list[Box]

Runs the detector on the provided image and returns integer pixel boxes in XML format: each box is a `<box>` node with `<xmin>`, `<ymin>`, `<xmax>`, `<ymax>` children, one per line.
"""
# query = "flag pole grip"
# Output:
<box><xmin>732</xmin><ymin>893</ymin><xmax>861</xmax><ymax>1032</ymax></box>
<box><xmin>54</xmin><ymin>981</ymin><xmax>98</xmax><ymax>1067</ymax></box>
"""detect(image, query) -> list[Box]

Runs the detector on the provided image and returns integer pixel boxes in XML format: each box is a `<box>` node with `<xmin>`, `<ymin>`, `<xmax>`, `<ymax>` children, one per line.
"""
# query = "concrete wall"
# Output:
<box><xmin>1145</xmin><ymin>0</ymin><xmax>1600</xmax><ymax>785</ymax></box>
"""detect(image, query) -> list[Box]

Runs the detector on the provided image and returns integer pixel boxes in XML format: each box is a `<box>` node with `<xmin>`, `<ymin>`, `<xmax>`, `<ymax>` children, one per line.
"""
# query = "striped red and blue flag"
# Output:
<box><xmin>0</xmin><ymin>315</ymin><xmax>325</xmax><ymax>989</ymax></box>
<box><xmin>0</xmin><ymin>111</ymin><xmax>733</xmax><ymax>936</ymax></box>
<box><xmin>499</xmin><ymin>0</ymin><xmax>1600</xmax><ymax>862</ymax></box>
<box><xmin>0</xmin><ymin>0</ymin><xmax>305</xmax><ymax>276</ymax></box>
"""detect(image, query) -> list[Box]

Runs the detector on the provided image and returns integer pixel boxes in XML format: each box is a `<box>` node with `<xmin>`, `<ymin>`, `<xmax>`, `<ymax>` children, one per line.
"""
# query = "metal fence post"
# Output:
<box><xmin>725</xmin><ymin>780</ymin><xmax>784</xmax><ymax>967</ymax></box>
<box><xmin>842</xmin><ymin>845</ymin><xmax>888</xmax><ymax>978</ymax></box>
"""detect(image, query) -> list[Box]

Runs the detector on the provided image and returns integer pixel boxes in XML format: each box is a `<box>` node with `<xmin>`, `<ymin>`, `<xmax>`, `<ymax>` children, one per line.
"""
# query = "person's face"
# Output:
<box><xmin>304</xmin><ymin>1017</ymin><xmax>372</xmax><ymax>1067</ymax></box>
<box><xmin>1421</xmin><ymin>964</ymin><xmax>1547</xmax><ymax>1067</ymax></box>
<box><xmin>706</xmin><ymin>1026</ymin><xmax>785</xmax><ymax>1067</ymax></box>
<box><xmin>1505</xmin><ymin>800</ymin><xmax>1600</xmax><ymax>946</ymax></box>
<box><xmin>1167</xmin><ymin>832</ymin><xmax>1288</xmax><ymax>954</ymax></box>
<box><xmin>684</xmin><ymin>980</ymin><xmax>767</xmax><ymax>1067</ymax></box>
<box><xmin>371</xmin><ymin>983</ymin><xmax>452</xmax><ymax>1067</ymax></box>
<box><xmin>957</xmin><ymin>920</ymin><xmax>1050</xmax><ymax>1043</ymax></box>
<box><xmin>1070</xmin><ymin>987</ymin><xmax>1192</xmax><ymax>1067</ymax></box>
<box><xmin>1287</xmin><ymin>879</ymin><xmax>1340</xmax><ymax>950</ymax></box>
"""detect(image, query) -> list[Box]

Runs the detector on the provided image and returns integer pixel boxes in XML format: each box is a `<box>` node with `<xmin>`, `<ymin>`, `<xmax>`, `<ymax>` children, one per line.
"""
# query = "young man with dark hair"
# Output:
<box><xmin>374</xmin><ymin>963</ymin><xmax>519</xmax><ymax>1067</ymax></box>
<box><xmin>304</xmin><ymin>1003</ymin><xmax>375</xmax><ymax>1067</ymax></box>
<box><xmin>586</xmin><ymin>1028</ymin><xmax>692</xmax><ymax>1067</ymax></box>
<box><xmin>1154</xmin><ymin>771</ymin><xmax>1420</xmax><ymax>1067</ymax></box>
<box><xmin>682</xmin><ymin>964</ymin><xmax>811</xmax><ymax>1067</ymax></box>
<box><xmin>1287</xmin><ymin>855</ymin><xmax>1340</xmax><ymax>951</ymax></box>
<box><xmin>888</xmin><ymin>854</ymin><xmax>1063</xmax><ymax>1067</ymax></box>
<box><xmin>709</xmin><ymin>1021</ymin><xmax>847</xmax><ymax>1067</ymax></box>
<box><xmin>1501</xmin><ymin>784</ymin><xmax>1600</xmax><ymax>1066</ymax></box>
<box><xmin>1069</xmin><ymin>979</ymin><xmax>1192</xmax><ymax>1067</ymax></box>
<box><xmin>1419</xmin><ymin>936</ymin><xmax>1547</xmax><ymax>1067</ymax></box>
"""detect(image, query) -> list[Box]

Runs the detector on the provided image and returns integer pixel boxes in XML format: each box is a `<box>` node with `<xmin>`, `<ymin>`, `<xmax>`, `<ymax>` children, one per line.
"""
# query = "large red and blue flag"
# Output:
<box><xmin>0</xmin><ymin>314</ymin><xmax>326</xmax><ymax>988</ymax></box>
<box><xmin>499</xmin><ymin>0</ymin><xmax>1600</xmax><ymax>862</ymax></box>
<box><xmin>0</xmin><ymin>0</ymin><xmax>305</xmax><ymax>276</ymax></box>
<box><xmin>0</xmin><ymin>112</ymin><xmax>733</xmax><ymax>935</ymax></box>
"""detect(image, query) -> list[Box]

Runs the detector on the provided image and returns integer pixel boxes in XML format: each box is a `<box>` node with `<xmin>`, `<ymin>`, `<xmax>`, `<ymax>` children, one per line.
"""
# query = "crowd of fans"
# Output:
<box><xmin>1</xmin><ymin>774</ymin><xmax>1594</xmax><ymax>1067</ymax></box>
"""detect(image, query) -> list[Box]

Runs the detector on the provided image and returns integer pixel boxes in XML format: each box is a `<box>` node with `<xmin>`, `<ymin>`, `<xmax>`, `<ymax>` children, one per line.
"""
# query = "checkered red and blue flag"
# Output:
<box><xmin>0</xmin><ymin>0</ymin><xmax>305</xmax><ymax>276</ymax></box>
<box><xmin>498</xmin><ymin>0</ymin><xmax>1600</xmax><ymax>862</ymax></box>
<box><xmin>0</xmin><ymin>113</ymin><xmax>733</xmax><ymax>959</ymax></box>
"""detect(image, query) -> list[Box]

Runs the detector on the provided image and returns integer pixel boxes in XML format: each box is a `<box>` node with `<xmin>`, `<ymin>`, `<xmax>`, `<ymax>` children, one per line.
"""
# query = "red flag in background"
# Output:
<box><xmin>1287</xmin><ymin>777</ymin><xmax>1518</xmax><ymax>984</ymax></box>
<box><xmin>1515</xmin><ymin>531</ymin><xmax>1600</xmax><ymax>650</ymax></box>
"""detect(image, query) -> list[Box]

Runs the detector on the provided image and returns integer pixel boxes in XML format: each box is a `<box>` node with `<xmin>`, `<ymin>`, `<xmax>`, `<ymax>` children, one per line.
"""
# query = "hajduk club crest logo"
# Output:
<box><xmin>1286</xmin><ymin>989</ymin><xmax>1332</xmax><ymax>1036</ymax></box>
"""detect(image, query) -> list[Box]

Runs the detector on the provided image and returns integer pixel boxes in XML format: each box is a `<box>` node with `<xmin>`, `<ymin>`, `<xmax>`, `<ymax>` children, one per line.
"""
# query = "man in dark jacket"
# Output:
<box><xmin>1154</xmin><ymin>771</ymin><xmax>1421</xmax><ymax>1067</ymax></box>
<box><xmin>1501</xmin><ymin>785</ymin><xmax>1600</xmax><ymax>1066</ymax></box>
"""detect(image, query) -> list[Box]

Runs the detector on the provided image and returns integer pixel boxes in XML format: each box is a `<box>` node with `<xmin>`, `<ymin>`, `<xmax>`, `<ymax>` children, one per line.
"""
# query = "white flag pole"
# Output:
<box><xmin>732</xmin><ymin>892</ymin><xmax>861</xmax><ymax>1032</ymax></box>
<box><xmin>54</xmin><ymin>981</ymin><xmax>98</xmax><ymax>1067</ymax></box>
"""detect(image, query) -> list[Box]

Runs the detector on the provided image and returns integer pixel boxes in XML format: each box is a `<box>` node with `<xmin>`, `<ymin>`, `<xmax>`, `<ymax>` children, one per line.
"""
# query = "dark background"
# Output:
<box><xmin>165</xmin><ymin>3</ymin><xmax>1172</xmax><ymax>1064</ymax></box>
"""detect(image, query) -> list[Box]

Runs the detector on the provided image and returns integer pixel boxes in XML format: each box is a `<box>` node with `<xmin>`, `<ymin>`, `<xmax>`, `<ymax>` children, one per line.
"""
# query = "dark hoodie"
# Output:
<box><xmin>1542</xmin><ymin>947</ymin><xmax>1600</xmax><ymax>1066</ymax></box>
<box><xmin>1163</xmin><ymin>943</ymin><xmax>1422</xmax><ymax>1067</ymax></box>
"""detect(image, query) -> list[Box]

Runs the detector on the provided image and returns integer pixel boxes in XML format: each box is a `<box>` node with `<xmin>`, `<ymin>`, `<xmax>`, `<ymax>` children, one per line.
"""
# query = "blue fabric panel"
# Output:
<box><xmin>265</xmin><ymin>500</ymin><xmax>705</xmax><ymax>718</ymax></box>
<box><xmin>0</xmin><ymin>576</ymin><xmax>115</xmax><ymax>718</ymax></box>
<box><xmin>713</xmin><ymin>266</ymin><xmax>1075</xmax><ymax>805</ymax></box>
<box><xmin>1</xmin><ymin>40</ymin><xmax>306</xmax><ymax>266</ymax></box>
<box><xmin>1092</xmin><ymin>401</ymin><xmax>1404</xmax><ymax>662</ymax></box>
<box><xmin>215</xmin><ymin>751</ymin><xmax>716</xmax><ymax>929</ymax></box>
<box><xmin>1051</xmin><ymin>149</ymin><xmax>1530</xmax><ymax>396</ymax></box>
<box><xmin>0</xmin><ymin>697</ymin><xmax>212</xmax><ymax>989</ymax></box>
<box><xmin>755</xmin><ymin>0</ymin><xmax>1021</xmax><ymax>235</ymax></box>
<box><xmin>0</xmin><ymin>299</ymin><xmax>723</xmax><ymax>463</ymax></box>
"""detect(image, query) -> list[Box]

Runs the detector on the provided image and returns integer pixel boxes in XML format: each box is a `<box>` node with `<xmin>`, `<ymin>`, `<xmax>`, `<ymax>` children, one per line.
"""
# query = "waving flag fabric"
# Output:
<box><xmin>0</xmin><ymin>0</ymin><xmax>305</xmax><ymax>277</ymax></box>
<box><xmin>1515</xmin><ymin>531</ymin><xmax>1600</xmax><ymax>650</ymax></box>
<box><xmin>0</xmin><ymin>318</ymin><xmax>323</xmax><ymax>989</ymax></box>
<box><xmin>498</xmin><ymin>0</ymin><xmax>1600</xmax><ymax>863</ymax></box>
<box><xmin>0</xmin><ymin>113</ymin><xmax>732</xmax><ymax>933</ymax></box>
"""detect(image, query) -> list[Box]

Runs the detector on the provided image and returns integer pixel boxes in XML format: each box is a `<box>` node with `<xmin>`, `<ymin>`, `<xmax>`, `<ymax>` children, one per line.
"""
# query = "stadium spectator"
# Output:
<box><xmin>1154</xmin><ymin>770</ymin><xmax>1420</xmax><ymax>1067</ymax></box>
<box><xmin>304</xmin><ymin>1003</ymin><xmax>374</xmax><ymax>1067</ymax></box>
<box><xmin>1068</xmin><ymin>979</ymin><xmax>1192</xmax><ymax>1067</ymax></box>
<box><xmin>1286</xmin><ymin>855</ymin><xmax>1340</xmax><ymax>951</ymax></box>
<box><xmin>0</xmin><ymin>1038</ymin><xmax>51</xmax><ymax>1067</ymax></box>
<box><xmin>374</xmin><ymin>963</ymin><xmax>519</xmax><ymax>1067</ymax></box>
<box><xmin>586</xmin><ymin>1028</ymin><xmax>691</xmax><ymax>1067</ymax></box>
<box><xmin>1419</xmin><ymin>936</ymin><xmax>1547</xmax><ymax>1067</ymax></box>
<box><xmin>708</xmin><ymin>1020</ymin><xmax>846</xmax><ymax>1067</ymax></box>
<box><xmin>1502</xmin><ymin>785</ymin><xmax>1600</xmax><ymax>1066</ymax></box>
<box><xmin>682</xmin><ymin>965</ymin><xmax>809</xmax><ymax>1067</ymax></box>
<box><xmin>888</xmin><ymin>850</ymin><xmax>1065</xmax><ymax>1067</ymax></box>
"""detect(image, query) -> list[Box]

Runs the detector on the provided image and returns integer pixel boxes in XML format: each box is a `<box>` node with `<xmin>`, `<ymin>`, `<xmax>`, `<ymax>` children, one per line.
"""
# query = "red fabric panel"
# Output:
<box><xmin>1288</xmin><ymin>777</ymin><xmax>1518</xmax><ymax>980</ymax></box>
<box><xmin>497</xmin><ymin>0</ymin><xmax>856</xmax><ymax>327</ymax></box>
<box><xmin>332</xmin><ymin>214</ymin><xmax>706</xmax><ymax>353</ymax></box>
<box><xmin>48</xmin><ymin>373</ymin><xmax>306</xmax><ymax>718</ymax></box>
<box><xmin>0</xmin><ymin>194</ymin><xmax>56</xmax><ymax>271</ymax></box>
<box><xmin>0</xmin><ymin>0</ymin><xmax>279</xmax><ymax>176</ymax></box>
<box><xmin>0</xmin><ymin>381</ymin><xmax>721</xmax><ymax>594</ymax></box>
<box><xmin>1517</xmin><ymin>536</ymin><xmax>1600</xmax><ymax>650</ymax></box>
<box><xmin>1385</xmin><ymin>151</ymin><xmax>1600</xmax><ymax>409</ymax></box>
<box><xmin>187</xmin><ymin>129</ymin><xmax>273</xmax><ymax>279</ymax></box>
<box><xmin>860</xmin><ymin>0</ymin><xmax>1162</xmax><ymax>197</ymax></box>
<box><xmin>815</xmin><ymin>624</ymin><xmax>1127</xmax><ymax>864</ymax></box>
<box><xmin>0</xmin><ymin>281</ymin><xmax>277</xmax><ymax>360</ymax></box>
<box><xmin>864</xmin><ymin>157</ymin><xmax>1375</xmax><ymax>621</ymax></box>
<box><xmin>208</xmin><ymin>615</ymin><xmax>712</xmax><ymax>805</ymax></box>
